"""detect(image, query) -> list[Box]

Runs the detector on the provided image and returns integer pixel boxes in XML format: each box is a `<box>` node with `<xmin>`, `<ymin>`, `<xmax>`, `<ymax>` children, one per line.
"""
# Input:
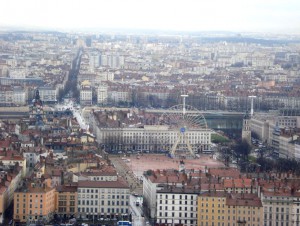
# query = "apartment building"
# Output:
<box><xmin>12</xmin><ymin>86</ymin><xmax>27</xmax><ymax>105</ymax></box>
<box><xmin>90</xmin><ymin>110</ymin><xmax>211</xmax><ymax>154</ymax></box>
<box><xmin>13</xmin><ymin>183</ymin><xmax>55</xmax><ymax>224</ymax></box>
<box><xmin>198</xmin><ymin>192</ymin><xmax>263</xmax><ymax>226</ymax></box>
<box><xmin>295</xmin><ymin>143</ymin><xmax>300</xmax><ymax>160</ymax></box>
<box><xmin>0</xmin><ymin>86</ymin><xmax>13</xmax><ymax>105</ymax></box>
<box><xmin>0</xmin><ymin>155</ymin><xmax>27</xmax><ymax>176</ymax></box>
<box><xmin>223</xmin><ymin>178</ymin><xmax>257</xmax><ymax>194</ymax></box>
<box><xmin>78</xmin><ymin>73</ymin><xmax>98</xmax><ymax>85</ymax></box>
<box><xmin>74</xmin><ymin>171</ymin><xmax>118</xmax><ymax>182</ymax></box>
<box><xmin>108</xmin><ymin>89</ymin><xmax>131</xmax><ymax>104</ymax></box>
<box><xmin>0</xmin><ymin>170</ymin><xmax>23</xmax><ymax>223</ymax></box>
<box><xmin>225</xmin><ymin>193</ymin><xmax>263</xmax><ymax>226</ymax></box>
<box><xmin>95</xmin><ymin>71</ymin><xmax>114</xmax><ymax>82</ymax></box>
<box><xmin>100</xmin><ymin>54</ymin><xmax>125</xmax><ymax>69</ymax></box>
<box><xmin>22</xmin><ymin>150</ymin><xmax>40</xmax><ymax>168</ymax></box>
<box><xmin>39</xmin><ymin>86</ymin><xmax>58</xmax><ymax>103</ymax></box>
<box><xmin>250</xmin><ymin>115</ymin><xmax>272</xmax><ymax>142</ymax></box>
<box><xmin>270</xmin><ymin>125</ymin><xmax>298</xmax><ymax>158</ymax></box>
<box><xmin>198</xmin><ymin>191</ymin><xmax>227</xmax><ymax>226</ymax></box>
<box><xmin>55</xmin><ymin>184</ymin><xmax>78</xmax><ymax>219</ymax></box>
<box><xmin>261</xmin><ymin>189</ymin><xmax>298</xmax><ymax>226</ymax></box>
<box><xmin>89</xmin><ymin>54</ymin><xmax>100</xmax><ymax>69</ymax></box>
<box><xmin>156</xmin><ymin>187</ymin><xmax>199</xmax><ymax>226</ymax></box>
<box><xmin>143</xmin><ymin>169</ymin><xmax>202</xmax><ymax>219</ymax></box>
<box><xmin>250</xmin><ymin>113</ymin><xmax>300</xmax><ymax>159</ymax></box>
<box><xmin>80</xmin><ymin>84</ymin><xmax>93</xmax><ymax>106</ymax></box>
<box><xmin>277</xmin><ymin>116</ymin><xmax>300</xmax><ymax>128</ymax></box>
<box><xmin>97</xmin><ymin>84</ymin><xmax>108</xmax><ymax>105</ymax></box>
<box><xmin>77</xmin><ymin>179</ymin><xmax>130</xmax><ymax>220</ymax></box>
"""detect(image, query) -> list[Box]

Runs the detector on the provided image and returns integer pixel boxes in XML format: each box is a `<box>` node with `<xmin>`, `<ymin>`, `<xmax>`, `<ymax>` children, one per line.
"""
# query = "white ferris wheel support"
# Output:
<box><xmin>170</xmin><ymin>130</ymin><xmax>195</xmax><ymax>158</ymax></box>
<box><xmin>169</xmin><ymin>94</ymin><xmax>196</xmax><ymax>158</ymax></box>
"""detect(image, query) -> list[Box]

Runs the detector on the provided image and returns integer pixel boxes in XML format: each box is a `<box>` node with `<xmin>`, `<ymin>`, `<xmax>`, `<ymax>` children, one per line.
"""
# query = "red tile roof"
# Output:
<box><xmin>209</xmin><ymin>168</ymin><xmax>241</xmax><ymax>179</ymax></box>
<box><xmin>78</xmin><ymin>179</ymin><xmax>129</xmax><ymax>189</ymax></box>
<box><xmin>224</xmin><ymin>178</ymin><xmax>252</xmax><ymax>188</ymax></box>
<box><xmin>226</xmin><ymin>193</ymin><xmax>262</xmax><ymax>207</ymax></box>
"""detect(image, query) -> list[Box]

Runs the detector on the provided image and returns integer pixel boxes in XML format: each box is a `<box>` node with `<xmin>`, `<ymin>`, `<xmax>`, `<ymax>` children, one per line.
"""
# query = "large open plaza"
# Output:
<box><xmin>123</xmin><ymin>154</ymin><xmax>225</xmax><ymax>178</ymax></box>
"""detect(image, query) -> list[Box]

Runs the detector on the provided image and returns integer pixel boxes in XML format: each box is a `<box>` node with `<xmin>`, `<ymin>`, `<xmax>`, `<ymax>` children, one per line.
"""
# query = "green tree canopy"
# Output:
<box><xmin>233</xmin><ymin>139</ymin><xmax>251</xmax><ymax>162</ymax></box>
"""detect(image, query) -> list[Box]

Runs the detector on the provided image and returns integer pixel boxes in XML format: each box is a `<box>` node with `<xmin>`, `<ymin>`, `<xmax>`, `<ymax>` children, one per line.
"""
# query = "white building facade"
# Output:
<box><xmin>91</xmin><ymin>122</ymin><xmax>212</xmax><ymax>154</ymax></box>
<box><xmin>97</xmin><ymin>84</ymin><xmax>108</xmax><ymax>105</ymax></box>
<box><xmin>261</xmin><ymin>191</ymin><xmax>298</xmax><ymax>226</ymax></box>
<box><xmin>77</xmin><ymin>180</ymin><xmax>130</xmax><ymax>220</ymax></box>
<box><xmin>13</xmin><ymin>87</ymin><xmax>27</xmax><ymax>105</ymax></box>
<box><xmin>156</xmin><ymin>189</ymin><xmax>198</xmax><ymax>226</ymax></box>
<box><xmin>80</xmin><ymin>86</ymin><xmax>93</xmax><ymax>106</ymax></box>
<box><xmin>39</xmin><ymin>87</ymin><xmax>58</xmax><ymax>103</ymax></box>
<box><xmin>23</xmin><ymin>151</ymin><xmax>39</xmax><ymax>168</ymax></box>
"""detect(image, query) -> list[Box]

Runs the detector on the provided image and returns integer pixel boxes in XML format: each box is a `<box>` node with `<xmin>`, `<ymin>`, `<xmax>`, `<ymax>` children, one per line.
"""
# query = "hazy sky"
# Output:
<box><xmin>1</xmin><ymin>0</ymin><xmax>300</xmax><ymax>33</ymax></box>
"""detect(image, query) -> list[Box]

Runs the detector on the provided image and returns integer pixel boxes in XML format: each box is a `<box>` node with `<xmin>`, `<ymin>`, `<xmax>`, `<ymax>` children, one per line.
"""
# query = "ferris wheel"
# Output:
<box><xmin>158</xmin><ymin>95</ymin><xmax>208</xmax><ymax>158</ymax></box>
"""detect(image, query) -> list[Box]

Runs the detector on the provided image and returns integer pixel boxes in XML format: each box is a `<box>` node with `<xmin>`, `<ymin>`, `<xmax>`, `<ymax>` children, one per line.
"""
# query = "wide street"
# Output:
<box><xmin>110</xmin><ymin>156</ymin><xmax>143</xmax><ymax>195</ymax></box>
<box><xmin>130</xmin><ymin>195</ymin><xmax>147</xmax><ymax>226</ymax></box>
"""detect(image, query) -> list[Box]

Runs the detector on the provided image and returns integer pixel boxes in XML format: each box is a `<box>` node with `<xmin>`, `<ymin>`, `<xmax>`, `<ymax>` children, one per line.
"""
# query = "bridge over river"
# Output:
<box><xmin>0</xmin><ymin>105</ymin><xmax>244</xmax><ymax>131</ymax></box>
<box><xmin>82</xmin><ymin>107</ymin><xmax>245</xmax><ymax>131</ymax></box>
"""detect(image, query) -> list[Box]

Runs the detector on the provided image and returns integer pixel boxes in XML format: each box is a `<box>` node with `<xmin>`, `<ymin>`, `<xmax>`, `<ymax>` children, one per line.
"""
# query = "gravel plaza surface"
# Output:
<box><xmin>124</xmin><ymin>154</ymin><xmax>225</xmax><ymax>178</ymax></box>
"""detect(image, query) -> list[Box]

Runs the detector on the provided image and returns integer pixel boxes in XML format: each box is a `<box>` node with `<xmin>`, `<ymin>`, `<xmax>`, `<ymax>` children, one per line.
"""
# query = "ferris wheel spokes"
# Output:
<box><xmin>158</xmin><ymin>104</ymin><xmax>208</xmax><ymax>158</ymax></box>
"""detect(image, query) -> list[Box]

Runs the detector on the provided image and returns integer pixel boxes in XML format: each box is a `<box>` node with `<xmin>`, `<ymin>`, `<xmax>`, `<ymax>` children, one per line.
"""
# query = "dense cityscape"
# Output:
<box><xmin>0</xmin><ymin>29</ymin><xmax>300</xmax><ymax>226</ymax></box>
<box><xmin>2</xmin><ymin>2</ymin><xmax>300</xmax><ymax>226</ymax></box>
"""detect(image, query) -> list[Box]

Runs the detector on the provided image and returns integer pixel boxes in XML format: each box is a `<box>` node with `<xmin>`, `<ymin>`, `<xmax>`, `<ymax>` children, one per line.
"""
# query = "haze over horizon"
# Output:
<box><xmin>1</xmin><ymin>0</ymin><xmax>300</xmax><ymax>34</ymax></box>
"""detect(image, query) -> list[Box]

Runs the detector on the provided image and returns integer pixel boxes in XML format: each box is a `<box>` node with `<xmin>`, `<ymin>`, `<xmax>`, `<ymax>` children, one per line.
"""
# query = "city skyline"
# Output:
<box><xmin>1</xmin><ymin>13</ymin><xmax>300</xmax><ymax>225</ymax></box>
<box><xmin>1</xmin><ymin>0</ymin><xmax>300</xmax><ymax>34</ymax></box>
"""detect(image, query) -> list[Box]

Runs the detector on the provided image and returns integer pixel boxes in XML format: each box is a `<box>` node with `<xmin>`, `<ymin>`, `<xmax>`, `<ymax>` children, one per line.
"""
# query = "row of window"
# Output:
<box><xmin>78</xmin><ymin>188</ymin><xmax>127</xmax><ymax>194</ymax></box>
<box><xmin>158</xmin><ymin>205</ymin><xmax>195</xmax><ymax>211</ymax></box>
<box><xmin>264</xmin><ymin>214</ymin><xmax>289</xmax><ymax>221</ymax></box>
<box><xmin>200</xmin><ymin>215</ymin><xmax>260</xmax><ymax>222</ymax></box>
<box><xmin>78</xmin><ymin>200</ymin><xmax>128</xmax><ymax>206</ymax></box>
<box><xmin>159</xmin><ymin>194</ymin><xmax>196</xmax><ymax>200</ymax></box>
<box><xmin>16</xmin><ymin>209</ymin><xmax>50</xmax><ymax>215</ymax></box>
<box><xmin>16</xmin><ymin>215</ymin><xmax>47</xmax><ymax>221</ymax></box>
<box><xmin>200</xmin><ymin>197</ymin><xmax>225</xmax><ymax>202</ymax></box>
<box><xmin>16</xmin><ymin>198</ymin><xmax>43</xmax><ymax>203</ymax></box>
<box><xmin>157</xmin><ymin>219</ymin><xmax>194</xmax><ymax>225</ymax></box>
<box><xmin>158</xmin><ymin>212</ymin><xmax>195</xmax><ymax>218</ymax></box>
<box><xmin>78</xmin><ymin>207</ymin><xmax>128</xmax><ymax>214</ymax></box>
<box><xmin>264</xmin><ymin>196</ymin><xmax>291</xmax><ymax>201</ymax></box>
<box><xmin>78</xmin><ymin>194</ymin><xmax>129</xmax><ymax>200</ymax></box>
<box><xmin>199</xmin><ymin>208</ymin><xmax>257</xmax><ymax>215</ymax></box>
<box><xmin>16</xmin><ymin>200</ymin><xmax>55</xmax><ymax>207</ymax></box>
<box><xmin>159</xmin><ymin>200</ymin><xmax>194</xmax><ymax>205</ymax></box>
<box><xmin>58</xmin><ymin>195</ymin><xmax>75</xmax><ymax>200</ymax></box>
<box><xmin>264</xmin><ymin>222</ymin><xmax>290</xmax><ymax>226</ymax></box>
<box><xmin>91</xmin><ymin>176</ymin><xmax>116</xmax><ymax>181</ymax></box>
<box><xmin>265</xmin><ymin>206</ymin><xmax>290</xmax><ymax>212</ymax></box>
<box><xmin>58</xmin><ymin>201</ymin><xmax>75</xmax><ymax>206</ymax></box>
<box><xmin>105</xmin><ymin>132</ymin><xmax>210</xmax><ymax>137</ymax></box>
<box><xmin>58</xmin><ymin>207</ymin><xmax>75</xmax><ymax>212</ymax></box>
<box><xmin>200</xmin><ymin>222</ymin><xmax>260</xmax><ymax>226</ymax></box>
<box><xmin>200</xmin><ymin>203</ymin><xmax>225</xmax><ymax>208</ymax></box>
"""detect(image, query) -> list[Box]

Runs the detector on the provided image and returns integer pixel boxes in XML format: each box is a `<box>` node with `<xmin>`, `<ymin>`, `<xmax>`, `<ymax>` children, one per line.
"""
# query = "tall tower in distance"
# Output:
<box><xmin>242</xmin><ymin>110</ymin><xmax>251</xmax><ymax>144</ymax></box>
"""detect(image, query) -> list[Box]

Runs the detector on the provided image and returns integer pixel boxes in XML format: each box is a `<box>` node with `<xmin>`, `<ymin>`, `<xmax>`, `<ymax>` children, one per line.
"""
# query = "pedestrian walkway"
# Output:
<box><xmin>110</xmin><ymin>156</ymin><xmax>143</xmax><ymax>195</ymax></box>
